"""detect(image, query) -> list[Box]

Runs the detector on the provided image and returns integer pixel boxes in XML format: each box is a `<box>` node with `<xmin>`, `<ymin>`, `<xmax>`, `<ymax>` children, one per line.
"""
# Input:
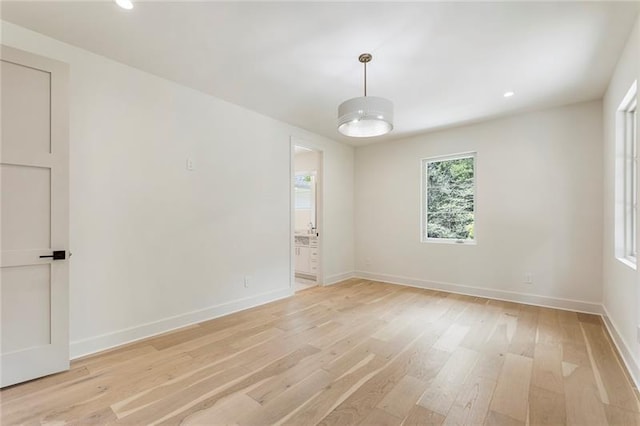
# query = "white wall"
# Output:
<box><xmin>294</xmin><ymin>150</ymin><xmax>319</xmax><ymax>174</ymax></box>
<box><xmin>355</xmin><ymin>101</ymin><xmax>603</xmax><ymax>312</ymax></box>
<box><xmin>602</xmin><ymin>16</ymin><xmax>640</xmax><ymax>386</ymax></box>
<box><xmin>1</xmin><ymin>21</ymin><xmax>354</xmax><ymax>357</ymax></box>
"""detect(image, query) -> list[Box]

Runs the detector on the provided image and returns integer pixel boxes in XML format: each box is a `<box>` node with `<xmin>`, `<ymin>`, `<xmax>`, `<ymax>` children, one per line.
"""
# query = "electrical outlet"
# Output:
<box><xmin>365</xmin><ymin>258</ymin><xmax>371</xmax><ymax>266</ymax></box>
<box><xmin>637</xmin><ymin>325</ymin><xmax>640</xmax><ymax>343</ymax></box>
<box><xmin>524</xmin><ymin>273</ymin><xmax>533</xmax><ymax>284</ymax></box>
<box><xmin>244</xmin><ymin>275</ymin><xmax>251</xmax><ymax>288</ymax></box>
<box><xmin>186</xmin><ymin>158</ymin><xmax>195</xmax><ymax>171</ymax></box>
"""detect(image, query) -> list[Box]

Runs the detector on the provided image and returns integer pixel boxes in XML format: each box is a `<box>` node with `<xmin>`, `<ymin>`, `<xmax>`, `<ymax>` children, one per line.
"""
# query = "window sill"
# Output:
<box><xmin>617</xmin><ymin>257</ymin><xmax>637</xmax><ymax>271</ymax></box>
<box><xmin>422</xmin><ymin>238</ymin><xmax>476</xmax><ymax>246</ymax></box>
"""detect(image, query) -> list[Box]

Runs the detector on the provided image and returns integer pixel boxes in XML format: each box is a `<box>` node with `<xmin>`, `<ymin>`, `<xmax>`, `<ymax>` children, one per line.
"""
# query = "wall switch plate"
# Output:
<box><xmin>186</xmin><ymin>158</ymin><xmax>195</xmax><ymax>171</ymax></box>
<box><xmin>244</xmin><ymin>275</ymin><xmax>251</xmax><ymax>288</ymax></box>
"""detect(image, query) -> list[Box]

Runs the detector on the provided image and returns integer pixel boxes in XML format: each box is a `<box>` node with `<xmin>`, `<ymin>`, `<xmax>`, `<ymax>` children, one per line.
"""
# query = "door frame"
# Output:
<box><xmin>290</xmin><ymin>137</ymin><xmax>324</xmax><ymax>289</ymax></box>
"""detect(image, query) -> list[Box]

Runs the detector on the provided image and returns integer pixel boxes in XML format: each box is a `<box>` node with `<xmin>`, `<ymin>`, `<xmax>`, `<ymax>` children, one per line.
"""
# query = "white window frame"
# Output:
<box><xmin>617</xmin><ymin>81</ymin><xmax>638</xmax><ymax>268</ymax></box>
<box><xmin>421</xmin><ymin>152</ymin><xmax>477</xmax><ymax>245</ymax></box>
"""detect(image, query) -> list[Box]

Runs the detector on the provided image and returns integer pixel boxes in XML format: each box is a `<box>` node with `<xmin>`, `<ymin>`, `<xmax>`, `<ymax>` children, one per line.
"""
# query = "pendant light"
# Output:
<box><xmin>337</xmin><ymin>53</ymin><xmax>394</xmax><ymax>138</ymax></box>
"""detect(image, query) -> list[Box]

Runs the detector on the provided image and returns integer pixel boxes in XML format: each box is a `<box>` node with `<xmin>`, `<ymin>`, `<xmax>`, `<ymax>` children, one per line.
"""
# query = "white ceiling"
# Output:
<box><xmin>1</xmin><ymin>1</ymin><xmax>638</xmax><ymax>146</ymax></box>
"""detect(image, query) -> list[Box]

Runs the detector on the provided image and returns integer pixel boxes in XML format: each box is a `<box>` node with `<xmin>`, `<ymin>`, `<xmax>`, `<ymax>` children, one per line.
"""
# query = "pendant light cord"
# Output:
<box><xmin>359</xmin><ymin>53</ymin><xmax>372</xmax><ymax>97</ymax></box>
<box><xmin>363</xmin><ymin>61</ymin><xmax>367</xmax><ymax>97</ymax></box>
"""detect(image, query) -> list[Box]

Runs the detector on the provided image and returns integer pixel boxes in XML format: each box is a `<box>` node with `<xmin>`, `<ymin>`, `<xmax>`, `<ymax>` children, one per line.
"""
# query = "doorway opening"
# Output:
<box><xmin>291</xmin><ymin>142</ymin><xmax>323</xmax><ymax>293</ymax></box>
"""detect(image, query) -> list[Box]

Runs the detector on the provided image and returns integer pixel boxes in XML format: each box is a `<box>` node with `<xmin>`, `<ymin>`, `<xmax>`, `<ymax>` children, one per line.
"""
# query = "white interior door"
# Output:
<box><xmin>1</xmin><ymin>45</ymin><xmax>69</xmax><ymax>387</ymax></box>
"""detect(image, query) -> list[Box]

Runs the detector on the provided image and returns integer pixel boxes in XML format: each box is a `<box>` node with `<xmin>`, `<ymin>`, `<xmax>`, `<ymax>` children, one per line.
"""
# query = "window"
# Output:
<box><xmin>422</xmin><ymin>153</ymin><xmax>476</xmax><ymax>243</ymax></box>
<box><xmin>619</xmin><ymin>81</ymin><xmax>638</xmax><ymax>266</ymax></box>
<box><xmin>294</xmin><ymin>174</ymin><xmax>313</xmax><ymax>209</ymax></box>
<box><xmin>294</xmin><ymin>172</ymin><xmax>316</xmax><ymax>231</ymax></box>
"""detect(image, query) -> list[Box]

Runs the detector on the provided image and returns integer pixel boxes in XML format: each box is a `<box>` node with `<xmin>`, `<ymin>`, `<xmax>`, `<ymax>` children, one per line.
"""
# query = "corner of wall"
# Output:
<box><xmin>324</xmin><ymin>271</ymin><xmax>356</xmax><ymax>286</ymax></box>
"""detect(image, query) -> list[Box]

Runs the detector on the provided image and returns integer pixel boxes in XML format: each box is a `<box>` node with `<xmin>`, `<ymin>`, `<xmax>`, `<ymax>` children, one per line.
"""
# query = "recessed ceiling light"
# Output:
<box><xmin>503</xmin><ymin>91</ymin><xmax>515</xmax><ymax>98</ymax></box>
<box><xmin>115</xmin><ymin>0</ymin><xmax>133</xmax><ymax>10</ymax></box>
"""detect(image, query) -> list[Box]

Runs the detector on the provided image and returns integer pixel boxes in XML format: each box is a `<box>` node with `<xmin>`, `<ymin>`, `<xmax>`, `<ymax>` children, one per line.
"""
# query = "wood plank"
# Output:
<box><xmin>489</xmin><ymin>353</ymin><xmax>532</xmax><ymax>423</ymax></box>
<box><xmin>377</xmin><ymin>375</ymin><xmax>427</xmax><ymax>419</ymax></box>
<box><xmin>577</xmin><ymin>312</ymin><xmax>603</xmax><ymax>325</ymax></box>
<box><xmin>402</xmin><ymin>405</ymin><xmax>445</xmax><ymax>426</ymax></box>
<box><xmin>360</xmin><ymin>408</ymin><xmax>403</xmax><ymax>426</ymax></box>
<box><xmin>111</xmin><ymin>363</ymin><xmax>250</xmax><ymax>418</ymax></box>
<box><xmin>121</xmin><ymin>345</ymin><xmax>321</xmax><ymax>425</ymax></box>
<box><xmin>443</xmin><ymin>375</ymin><xmax>496</xmax><ymax>425</ymax></box>
<box><xmin>144</xmin><ymin>324</ymin><xmax>212</xmax><ymax>350</ymax></box>
<box><xmin>459</xmin><ymin>302</ymin><xmax>502</xmax><ymax>352</ymax></box>
<box><xmin>181</xmin><ymin>392</ymin><xmax>260</xmax><ymax>425</ymax></box>
<box><xmin>484</xmin><ymin>410</ymin><xmax>523</xmax><ymax>426</ymax></box>
<box><xmin>528</xmin><ymin>385</ymin><xmax>566</xmax><ymax>425</ymax></box>
<box><xmin>2</xmin><ymin>351</ymin><xmax>196</xmax><ymax>424</ymax></box>
<box><xmin>67</xmin><ymin>406</ymin><xmax>118</xmax><ymax>425</ymax></box>
<box><xmin>241</xmin><ymin>369</ymin><xmax>332</xmax><ymax>425</ymax></box>
<box><xmin>317</xmin><ymin>331</ymin><xmax>430</xmax><ymax>425</ymax></box>
<box><xmin>531</xmin><ymin>342</ymin><xmax>564</xmax><ymax>394</ymax></box>
<box><xmin>558</xmin><ymin>310</ymin><xmax>584</xmax><ymax>345</ymax></box>
<box><xmin>507</xmin><ymin>307</ymin><xmax>538</xmax><ymax>358</ymax></box>
<box><xmin>72</xmin><ymin>344</ymin><xmax>158</xmax><ymax>374</ymax></box>
<box><xmin>432</xmin><ymin>323</ymin><xmax>470</xmax><ymax>352</ymax></box>
<box><xmin>603</xmin><ymin>403</ymin><xmax>640</xmax><ymax>425</ymax></box>
<box><xmin>282</xmin><ymin>355</ymin><xmax>387</xmax><ymax>426</ymax></box>
<box><xmin>417</xmin><ymin>347</ymin><xmax>479</xmax><ymax>415</ymax></box>
<box><xmin>563</xmin><ymin>362</ymin><xmax>608</xmax><ymax>425</ymax></box>
<box><xmin>0</xmin><ymin>366</ymin><xmax>90</xmax><ymax>404</ymax></box>
<box><xmin>536</xmin><ymin>307</ymin><xmax>562</xmax><ymax>344</ymax></box>
<box><xmin>406</xmin><ymin>346</ymin><xmax>451</xmax><ymax>381</ymax></box>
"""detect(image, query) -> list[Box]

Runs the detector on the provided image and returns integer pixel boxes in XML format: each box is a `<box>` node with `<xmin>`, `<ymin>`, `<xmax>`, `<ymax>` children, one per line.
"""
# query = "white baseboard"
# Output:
<box><xmin>602</xmin><ymin>305</ymin><xmax>640</xmax><ymax>389</ymax></box>
<box><xmin>324</xmin><ymin>271</ymin><xmax>356</xmax><ymax>286</ymax></box>
<box><xmin>70</xmin><ymin>287</ymin><xmax>294</xmax><ymax>359</ymax></box>
<box><xmin>354</xmin><ymin>271</ymin><xmax>603</xmax><ymax>314</ymax></box>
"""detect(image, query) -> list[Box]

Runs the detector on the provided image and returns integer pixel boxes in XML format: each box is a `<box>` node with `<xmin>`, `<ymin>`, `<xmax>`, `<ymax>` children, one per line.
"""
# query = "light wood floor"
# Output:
<box><xmin>2</xmin><ymin>279</ymin><xmax>639</xmax><ymax>425</ymax></box>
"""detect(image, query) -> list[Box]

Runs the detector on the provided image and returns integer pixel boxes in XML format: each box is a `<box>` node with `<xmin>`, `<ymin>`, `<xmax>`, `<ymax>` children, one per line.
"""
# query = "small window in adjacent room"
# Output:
<box><xmin>422</xmin><ymin>153</ymin><xmax>476</xmax><ymax>244</ymax></box>
<box><xmin>617</xmin><ymin>81</ymin><xmax>637</xmax><ymax>267</ymax></box>
<box><xmin>294</xmin><ymin>174</ymin><xmax>313</xmax><ymax>210</ymax></box>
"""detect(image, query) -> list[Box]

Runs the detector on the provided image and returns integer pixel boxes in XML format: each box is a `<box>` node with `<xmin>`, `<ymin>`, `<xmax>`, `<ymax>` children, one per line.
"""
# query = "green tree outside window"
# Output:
<box><xmin>425</xmin><ymin>156</ymin><xmax>475</xmax><ymax>240</ymax></box>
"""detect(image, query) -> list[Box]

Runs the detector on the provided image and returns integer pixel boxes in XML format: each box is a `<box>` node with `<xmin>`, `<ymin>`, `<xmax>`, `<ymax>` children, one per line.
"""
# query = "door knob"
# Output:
<box><xmin>40</xmin><ymin>250</ymin><xmax>66</xmax><ymax>260</ymax></box>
